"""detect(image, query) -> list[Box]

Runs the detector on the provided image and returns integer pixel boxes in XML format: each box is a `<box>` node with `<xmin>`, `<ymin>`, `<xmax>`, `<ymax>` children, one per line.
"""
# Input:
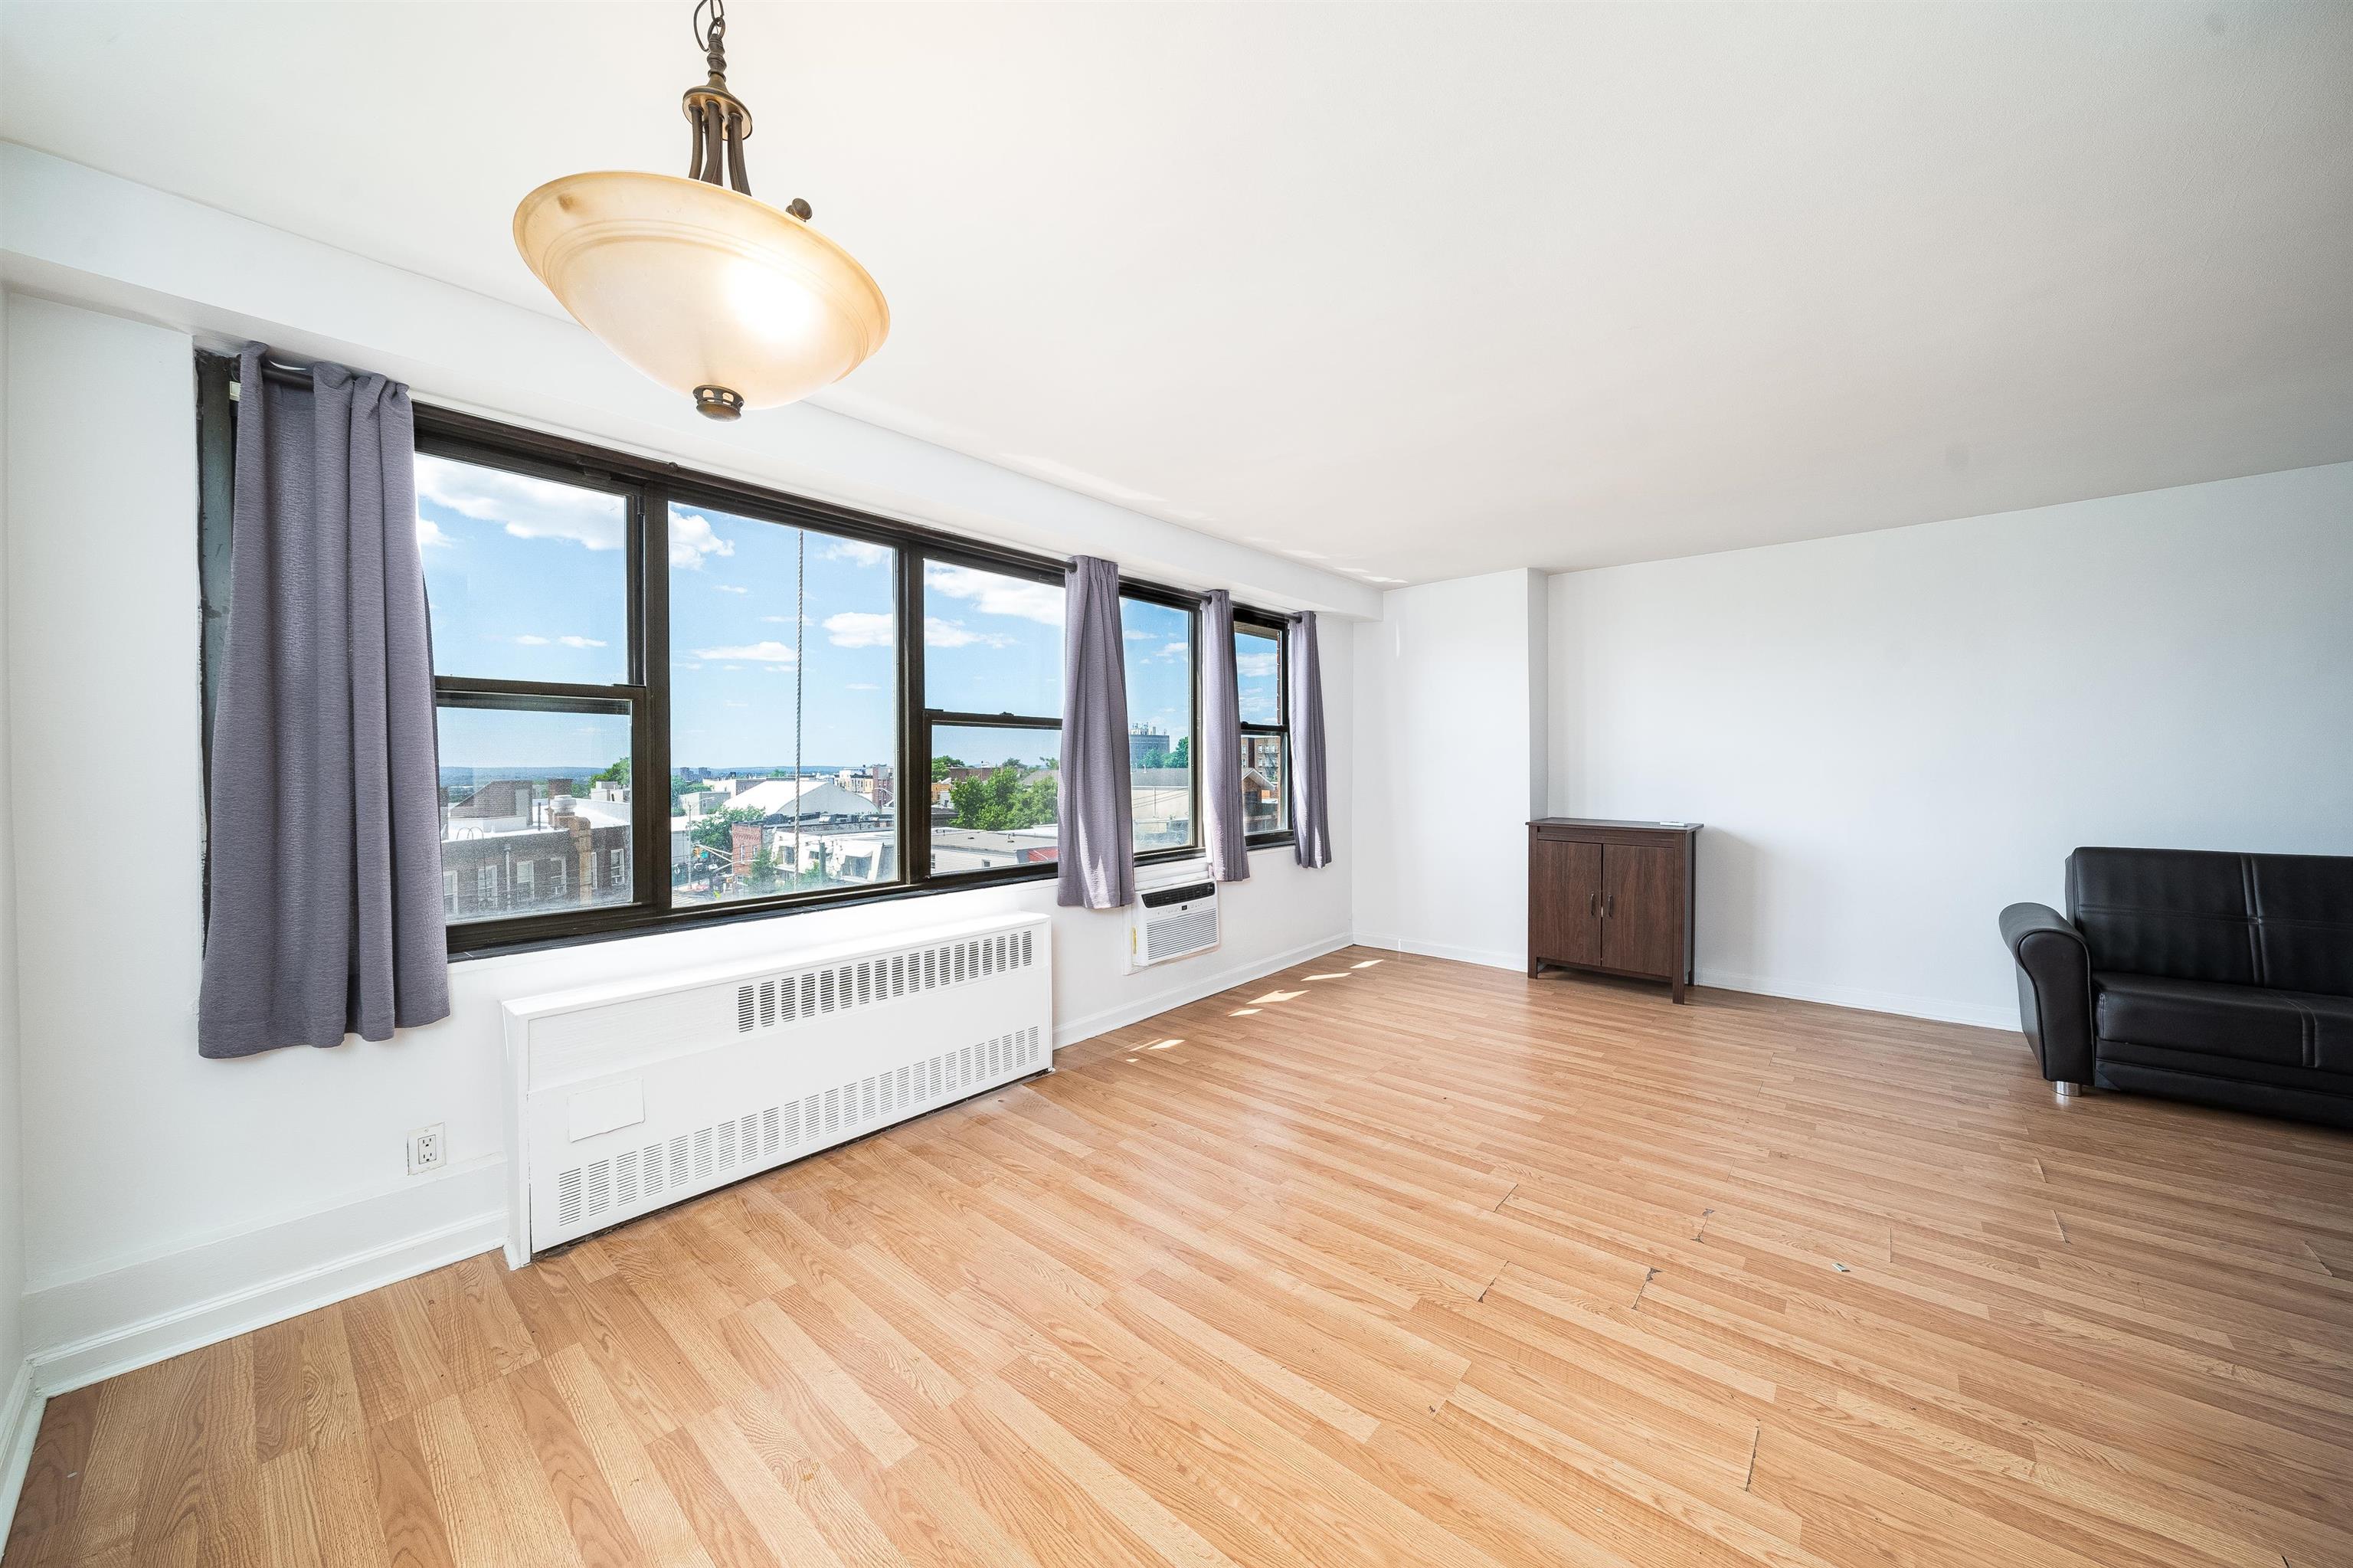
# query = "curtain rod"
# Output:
<box><xmin>224</xmin><ymin>354</ymin><xmax>339</xmax><ymax>390</ymax></box>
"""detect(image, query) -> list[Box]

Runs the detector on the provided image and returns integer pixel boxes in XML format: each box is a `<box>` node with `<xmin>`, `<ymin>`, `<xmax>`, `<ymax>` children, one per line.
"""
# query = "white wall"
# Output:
<box><xmin>2</xmin><ymin>291</ymin><xmax>1355</xmax><ymax>1393</ymax></box>
<box><xmin>1548</xmin><ymin>462</ymin><xmax>2353</xmax><ymax>1026</ymax></box>
<box><xmin>1352</xmin><ymin>568</ymin><xmax>1547</xmax><ymax>970</ymax></box>
<box><xmin>0</xmin><ymin>274</ymin><xmax>34</xmax><ymax>1514</ymax></box>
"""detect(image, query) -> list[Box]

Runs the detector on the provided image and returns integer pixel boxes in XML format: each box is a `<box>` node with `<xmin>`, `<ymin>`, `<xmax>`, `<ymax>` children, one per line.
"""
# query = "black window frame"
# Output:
<box><xmin>1232</xmin><ymin>611</ymin><xmax>1296</xmax><ymax>848</ymax></box>
<box><xmin>196</xmin><ymin>352</ymin><xmax>1275</xmax><ymax>961</ymax></box>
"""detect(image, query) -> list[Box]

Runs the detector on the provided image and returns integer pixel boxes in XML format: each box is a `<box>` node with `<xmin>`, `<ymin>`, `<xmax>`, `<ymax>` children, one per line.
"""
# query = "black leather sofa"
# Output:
<box><xmin>2001</xmin><ymin>847</ymin><xmax>2353</xmax><ymax>1128</ymax></box>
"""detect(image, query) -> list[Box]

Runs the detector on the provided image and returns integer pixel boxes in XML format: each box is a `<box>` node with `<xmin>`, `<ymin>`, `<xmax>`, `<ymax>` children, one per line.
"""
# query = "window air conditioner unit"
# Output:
<box><xmin>1131</xmin><ymin>879</ymin><xmax>1219</xmax><ymax>969</ymax></box>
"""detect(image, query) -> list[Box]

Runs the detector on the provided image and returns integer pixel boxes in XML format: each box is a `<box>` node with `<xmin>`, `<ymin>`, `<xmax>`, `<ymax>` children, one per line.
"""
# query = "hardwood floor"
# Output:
<box><xmin>8</xmin><ymin>946</ymin><xmax>2351</xmax><ymax>1567</ymax></box>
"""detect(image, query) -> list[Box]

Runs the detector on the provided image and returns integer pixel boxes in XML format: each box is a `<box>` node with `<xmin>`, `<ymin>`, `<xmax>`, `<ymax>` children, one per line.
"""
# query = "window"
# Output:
<box><xmin>195</xmin><ymin>354</ymin><xmax>1291</xmax><ymax>955</ymax></box>
<box><xmin>921</xmin><ymin>559</ymin><xmax>1066</xmax><ymax>879</ymax></box>
<box><xmin>669</xmin><ymin>501</ymin><xmax>898</xmax><ymax>907</ymax></box>
<box><xmin>1234</xmin><ymin>617</ymin><xmax>1291</xmax><ymax>842</ymax></box>
<box><xmin>1121</xmin><ymin>595</ymin><xmax>1196</xmax><ymax>853</ymax></box>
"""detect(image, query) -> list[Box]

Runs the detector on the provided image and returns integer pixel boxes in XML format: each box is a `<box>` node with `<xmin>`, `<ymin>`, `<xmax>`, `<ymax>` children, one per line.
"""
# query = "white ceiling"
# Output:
<box><xmin>5</xmin><ymin>2</ymin><xmax>2350</xmax><ymax>584</ymax></box>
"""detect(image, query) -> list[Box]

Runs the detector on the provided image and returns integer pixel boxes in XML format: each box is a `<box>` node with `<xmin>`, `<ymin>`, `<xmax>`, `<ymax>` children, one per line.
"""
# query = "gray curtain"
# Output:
<box><xmin>198</xmin><ymin>347</ymin><xmax>450</xmax><ymax>1058</ymax></box>
<box><xmin>1200</xmin><ymin>589</ymin><xmax>1250</xmax><ymax>882</ymax></box>
<box><xmin>1288</xmin><ymin>611</ymin><xmax>1333</xmax><ymax>869</ymax></box>
<box><xmin>1055</xmin><ymin>555</ymin><xmax>1135</xmax><ymax>909</ymax></box>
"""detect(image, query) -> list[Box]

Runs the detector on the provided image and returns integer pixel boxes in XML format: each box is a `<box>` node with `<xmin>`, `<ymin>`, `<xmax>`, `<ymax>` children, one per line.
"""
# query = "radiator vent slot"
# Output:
<box><xmin>735</xmin><ymin>925</ymin><xmax>1043</xmax><ymax>1033</ymax></box>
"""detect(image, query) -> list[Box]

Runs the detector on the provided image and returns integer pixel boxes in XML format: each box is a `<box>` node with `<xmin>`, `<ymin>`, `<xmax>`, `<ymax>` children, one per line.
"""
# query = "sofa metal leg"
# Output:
<box><xmin>2054</xmin><ymin>1080</ymin><xmax>2091</xmax><ymax>1101</ymax></box>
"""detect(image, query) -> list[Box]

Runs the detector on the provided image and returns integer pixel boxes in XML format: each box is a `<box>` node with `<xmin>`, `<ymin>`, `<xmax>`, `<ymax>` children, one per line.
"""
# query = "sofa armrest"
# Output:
<box><xmin>2000</xmin><ymin>902</ymin><xmax>2095</xmax><ymax>1085</ymax></box>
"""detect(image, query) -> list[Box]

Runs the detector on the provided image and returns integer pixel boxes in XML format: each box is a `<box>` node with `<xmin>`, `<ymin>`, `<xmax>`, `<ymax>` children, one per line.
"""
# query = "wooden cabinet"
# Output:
<box><xmin>1527</xmin><ymin>819</ymin><xmax>1699</xmax><ymax>1002</ymax></box>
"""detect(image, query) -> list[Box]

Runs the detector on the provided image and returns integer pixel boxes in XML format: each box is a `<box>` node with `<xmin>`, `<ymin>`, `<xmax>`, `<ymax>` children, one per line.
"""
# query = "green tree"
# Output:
<box><xmin>1166</xmin><ymin>736</ymin><xmax>1190</xmax><ymax>771</ymax></box>
<box><xmin>689</xmin><ymin>806</ymin><xmax>765</xmax><ymax>856</ymax></box>
<box><xmin>948</xmin><ymin>764</ymin><xmax>1059</xmax><ymax>831</ymax></box>
<box><xmin>947</xmin><ymin>773</ymin><xmax>992</xmax><ymax>827</ymax></box>
<box><xmin>747</xmin><ymin>848</ymin><xmax>781</xmax><ymax>892</ymax></box>
<box><xmin>591</xmin><ymin>755</ymin><xmax>630</xmax><ymax>787</ymax></box>
<box><xmin>931</xmin><ymin>755</ymin><xmax>970</xmax><ymax>782</ymax></box>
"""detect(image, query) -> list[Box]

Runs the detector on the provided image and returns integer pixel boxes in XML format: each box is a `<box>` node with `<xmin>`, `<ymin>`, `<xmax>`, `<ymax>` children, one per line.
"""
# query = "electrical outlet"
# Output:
<box><xmin>407</xmin><ymin>1124</ymin><xmax>446</xmax><ymax>1175</ymax></box>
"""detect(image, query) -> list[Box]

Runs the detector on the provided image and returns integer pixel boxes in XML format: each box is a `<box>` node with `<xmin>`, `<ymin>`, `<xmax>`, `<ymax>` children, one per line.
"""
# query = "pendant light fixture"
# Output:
<box><xmin>514</xmin><ymin>0</ymin><xmax>889</xmax><ymax>420</ymax></box>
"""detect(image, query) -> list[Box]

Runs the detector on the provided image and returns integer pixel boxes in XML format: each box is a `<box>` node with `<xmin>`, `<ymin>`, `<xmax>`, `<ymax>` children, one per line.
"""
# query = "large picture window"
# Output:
<box><xmin>197</xmin><ymin>354</ymin><xmax>1278</xmax><ymax>955</ymax></box>
<box><xmin>668</xmin><ymin>502</ymin><xmax>898</xmax><ymax>906</ymax></box>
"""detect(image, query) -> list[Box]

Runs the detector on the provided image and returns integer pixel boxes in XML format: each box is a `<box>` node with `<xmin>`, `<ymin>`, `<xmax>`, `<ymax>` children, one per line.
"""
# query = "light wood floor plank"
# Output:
<box><xmin>11</xmin><ymin>948</ymin><xmax>2351</xmax><ymax>1567</ymax></box>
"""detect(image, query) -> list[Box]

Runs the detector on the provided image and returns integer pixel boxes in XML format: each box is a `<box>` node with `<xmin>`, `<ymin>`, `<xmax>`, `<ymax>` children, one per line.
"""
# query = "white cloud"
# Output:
<box><xmin>824</xmin><ymin>538</ymin><xmax>892</xmax><ymax>568</ymax></box>
<box><xmin>761</xmin><ymin>614</ymin><xmax>792</xmax><ymax>624</ymax></box>
<box><xmin>694</xmin><ymin>640</ymin><xmax>797</xmax><ymax>663</ymax></box>
<box><xmin>416</xmin><ymin>518</ymin><xmax>453</xmax><ymax>550</ymax></box>
<box><xmin>824</xmin><ymin>611</ymin><xmax>894</xmax><ymax>648</ymax></box>
<box><xmin>925</xmin><ymin>617</ymin><xmax>1013</xmax><ymax>650</ymax></box>
<box><xmin>669</xmin><ymin>510</ymin><xmax>736</xmax><ymax>570</ymax></box>
<box><xmin>416</xmin><ymin>453</ymin><xmax>627</xmax><ymax>552</ymax></box>
<box><xmin>558</xmin><ymin>635</ymin><xmax>607</xmax><ymax>649</ymax></box>
<box><xmin>1124</xmin><ymin>627</ymin><xmax>1153</xmax><ymax>642</ymax></box>
<box><xmin>714</xmin><ymin>584</ymin><xmax>749</xmax><ymax>595</ymax></box>
<box><xmin>512</xmin><ymin>634</ymin><xmax>551</xmax><ymax>646</ymax></box>
<box><xmin>1236</xmin><ymin>652</ymin><xmax>1278</xmax><ymax>677</ymax></box>
<box><xmin>924</xmin><ymin>562</ymin><xmax>1063</xmax><ymax>626</ymax></box>
<box><xmin>1160</xmin><ymin>642</ymin><xmax>1187</xmax><ymax>660</ymax></box>
<box><xmin>846</xmin><ymin>682</ymin><xmax>880</xmax><ymax>692</ymax></box>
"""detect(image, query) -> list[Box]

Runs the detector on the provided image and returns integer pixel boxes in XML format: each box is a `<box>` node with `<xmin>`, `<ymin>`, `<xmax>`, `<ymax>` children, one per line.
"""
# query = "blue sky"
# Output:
<box><xmin>669</xmin><ymin>506</ymin><xmax>896</xmax><ymax>771</ymax></box>
<box><xmin>1235</xmin><ymin>627</ymin><xmax>1280</xmax><ymax>723</ymax></box>
<box><xmin>417</xmin><ymin>453</ymin><xmax>1199</xmax><ymax>772</ymax></box>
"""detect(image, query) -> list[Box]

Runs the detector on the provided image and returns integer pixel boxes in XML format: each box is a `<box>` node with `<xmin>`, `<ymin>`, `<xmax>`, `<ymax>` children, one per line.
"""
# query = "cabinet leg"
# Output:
<box><xmin>1670</xmin><ymin>975</ymin><xmax>1687</xmax><ymax>1004</ymax></box>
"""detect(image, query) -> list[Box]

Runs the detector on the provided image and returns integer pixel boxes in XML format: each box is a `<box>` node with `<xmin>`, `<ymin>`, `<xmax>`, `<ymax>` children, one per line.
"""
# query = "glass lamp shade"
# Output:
<box><xmin>515</xmin><ymin>171</ymin><xmax>889</xmax><ymax>414</ymax></box>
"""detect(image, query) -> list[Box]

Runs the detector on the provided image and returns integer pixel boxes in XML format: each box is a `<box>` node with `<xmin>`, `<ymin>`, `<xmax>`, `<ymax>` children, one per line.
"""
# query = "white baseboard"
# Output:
<box><xmin>1350</xmin><ymin>931</ymin><xmax>1526</xmax><ymax>973</ymax></box>
<box><xmin>1695</xmin><ymin>967</ymin><xmax>2017</xmax><ymax>1030</ymax></box>
<box><xmin>25</xmin><ymin>1160</ymin><xmax>507</xmax><ymax>1397</ymax></box>
<box><xmin>1052</xmin><ymin>931</ymin><xmax>1356</xmax><ymax>1050</ymax></box>
<box><xmin>0</xmin><ymin>1360</ymin><xmax>43</xmax><ymax>1543</ymax></box>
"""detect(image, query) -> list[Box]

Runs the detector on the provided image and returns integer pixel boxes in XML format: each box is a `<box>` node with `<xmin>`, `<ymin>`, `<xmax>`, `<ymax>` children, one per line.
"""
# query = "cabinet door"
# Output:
<box><xmin>1600</xmin><ymin>843</ymin><xmax>1680</xmax><ymax>979</ymax></box>
<box><xmin>1530</xmin><ymin>836</ymin><xmax>1603</xmax><ymax>967</ymax></box>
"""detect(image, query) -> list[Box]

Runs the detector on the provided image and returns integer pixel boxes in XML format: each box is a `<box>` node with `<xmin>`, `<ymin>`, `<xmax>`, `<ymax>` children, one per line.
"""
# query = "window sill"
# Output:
<box><xmin>447</xmin><ymin>861</ymin><xmax>1057</xmax><ymax>962</ymax></box>
<box><xmin>446</xmin><ymin>839</ymin><xmax>1291</xmax><ymax>964</ymax></box>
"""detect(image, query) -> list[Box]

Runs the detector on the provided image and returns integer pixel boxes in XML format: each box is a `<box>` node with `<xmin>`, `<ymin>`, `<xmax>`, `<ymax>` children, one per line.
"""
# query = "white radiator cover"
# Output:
<box><xmin>501</xmin><ymin>912</ymin><xmax>1052</xmax><ymax>1264</ymax></box>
